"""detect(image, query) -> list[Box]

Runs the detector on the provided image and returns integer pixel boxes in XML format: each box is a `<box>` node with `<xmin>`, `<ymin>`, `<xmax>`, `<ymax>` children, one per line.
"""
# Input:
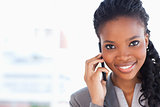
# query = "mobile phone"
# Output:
<box><xmin>98</xmin><ymin>42</ymin><xmax>107</xmax><ymax>81</ymax></box>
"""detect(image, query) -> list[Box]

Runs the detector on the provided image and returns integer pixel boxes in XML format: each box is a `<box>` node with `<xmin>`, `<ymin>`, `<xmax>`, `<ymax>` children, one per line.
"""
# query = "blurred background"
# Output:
<box><xmin>0</xmin><ymin>0</ymin><xmax>159</xmax><ymax>107</ymax></box>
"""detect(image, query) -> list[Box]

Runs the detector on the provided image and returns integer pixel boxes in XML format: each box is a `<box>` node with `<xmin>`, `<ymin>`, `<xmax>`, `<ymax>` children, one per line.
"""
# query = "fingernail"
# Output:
<box><xmin>99</xmin><ymin>53</ymin><xmax>102</xmax><ymax>56</ymax></box>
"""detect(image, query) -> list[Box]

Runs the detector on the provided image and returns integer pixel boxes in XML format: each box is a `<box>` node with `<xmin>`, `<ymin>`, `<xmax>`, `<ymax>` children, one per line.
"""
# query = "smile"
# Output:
<box><xmin>115</xmin><ymin>62</ymin><xmax>136</xmax><ymax>73</ymax></box>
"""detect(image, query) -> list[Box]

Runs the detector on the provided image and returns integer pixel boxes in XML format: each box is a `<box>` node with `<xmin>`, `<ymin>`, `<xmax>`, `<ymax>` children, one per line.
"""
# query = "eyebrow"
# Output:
<box><xmin>103</xmin><ymin>40</ymin><xmax>115</xmax><ymax>43</ymax></box>
<box><xmin>128</xmin><ymin>35</ymin><xmax>141</xmax><ymax>41</ymax></box>
<box><xmin>103</xmin><ymin>35</ymin><xmax>141</xmax><ymax>44</ymax></box>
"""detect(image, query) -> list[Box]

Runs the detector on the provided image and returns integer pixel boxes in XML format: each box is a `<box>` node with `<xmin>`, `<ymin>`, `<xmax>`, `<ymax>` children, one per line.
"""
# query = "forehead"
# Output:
<box><xmin>99</xmin><ymin>17</ymin><xmax>145</xmax><ymax>41</ymax></box>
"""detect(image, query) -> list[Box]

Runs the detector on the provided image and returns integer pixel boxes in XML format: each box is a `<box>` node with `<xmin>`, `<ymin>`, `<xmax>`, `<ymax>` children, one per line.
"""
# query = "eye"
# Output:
<box><xmin>129</xmin><ymin>40</ymin><xmax>140</xmax><ymax>47</ymax></box>
<box><xmin>105</xmin><ymin>44</ymin><xmax>116</xmax><ymax>50</ymax></box>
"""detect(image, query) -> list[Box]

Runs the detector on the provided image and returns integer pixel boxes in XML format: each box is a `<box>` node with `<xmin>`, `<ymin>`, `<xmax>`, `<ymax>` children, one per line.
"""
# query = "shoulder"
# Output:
<box><xmin>69</xmin><ymin>87</ymin><xmax>91</xmax><ymax>107</ymax></box>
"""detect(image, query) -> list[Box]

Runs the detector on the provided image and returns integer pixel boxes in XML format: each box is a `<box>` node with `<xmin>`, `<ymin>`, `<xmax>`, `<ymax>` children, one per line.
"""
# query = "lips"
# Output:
<box><xmin>115</xmin><ymin>62</ymin><xmax>136</xmax><ymax>73</ymax></box>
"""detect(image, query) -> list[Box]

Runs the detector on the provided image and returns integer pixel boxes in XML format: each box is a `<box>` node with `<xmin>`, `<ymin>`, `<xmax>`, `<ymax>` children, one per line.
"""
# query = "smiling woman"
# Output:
<box><xmin>69</xmin><ymin>0</ymin><xmax>160</xmax><ymax>107</ymax></box>
<box><xmin>100</xmin><ymin>17</ymin><xmax>148</xmax><ymax>81</ymax></box>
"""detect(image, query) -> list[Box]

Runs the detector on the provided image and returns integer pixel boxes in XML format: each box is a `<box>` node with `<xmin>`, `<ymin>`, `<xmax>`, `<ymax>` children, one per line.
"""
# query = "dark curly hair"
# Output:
<box><xmin>93</xmin><ymin>0</ymin><xmax>160</xmax><ymax>106</ymax></box>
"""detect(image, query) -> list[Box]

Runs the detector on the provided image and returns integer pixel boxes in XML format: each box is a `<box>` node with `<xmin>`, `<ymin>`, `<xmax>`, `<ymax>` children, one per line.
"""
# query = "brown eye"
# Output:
<box><xmin>105</xmin><ymin>44</ymin><xmax>116</xmax><ymax>50</ymax></box>
<box><xmin>129</xmin><ymin>40</ymin><xmax>140</xmax><ymax>47</ymax></box>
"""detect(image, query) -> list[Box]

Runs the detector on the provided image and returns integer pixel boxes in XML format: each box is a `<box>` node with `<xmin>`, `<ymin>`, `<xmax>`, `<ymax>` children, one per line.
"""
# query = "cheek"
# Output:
<box><xmin>102</xmin><ymin>51</ymin><xmax>115</xmax><ymax>65</ymax></box>
<box><xmin>134</xmin><ymin>44</ymin><xmax>147</xmax><ymax>60</ymax></box>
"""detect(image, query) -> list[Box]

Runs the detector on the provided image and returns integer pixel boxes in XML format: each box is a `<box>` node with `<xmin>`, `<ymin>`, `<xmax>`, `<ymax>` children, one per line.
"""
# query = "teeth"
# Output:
<box><xmin>119</xmin><ymin>65</ymin><xmax>132</xmax><ymax>69</ymax></box>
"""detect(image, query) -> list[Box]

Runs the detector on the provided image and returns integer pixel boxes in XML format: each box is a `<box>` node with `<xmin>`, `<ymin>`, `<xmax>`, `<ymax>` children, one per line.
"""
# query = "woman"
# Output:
<box><xmin>70</xmin><ymin>0</ymin><xmax>160</xmax><ymax>107</ymax></box>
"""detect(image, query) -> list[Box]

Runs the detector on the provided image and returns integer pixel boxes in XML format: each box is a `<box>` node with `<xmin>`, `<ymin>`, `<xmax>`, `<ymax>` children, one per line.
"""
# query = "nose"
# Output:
<box><xmin>116</xmin><ymin>48</ymin><xmax>131</xmax><ymax>61</ymax></box>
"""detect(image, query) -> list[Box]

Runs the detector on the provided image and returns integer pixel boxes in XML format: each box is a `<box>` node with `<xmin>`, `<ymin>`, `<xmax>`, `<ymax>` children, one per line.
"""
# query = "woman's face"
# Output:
<box><xmin>99</xmin><ymin>16</ymin><xmax>149</xmax><ymax>81</ymax></box>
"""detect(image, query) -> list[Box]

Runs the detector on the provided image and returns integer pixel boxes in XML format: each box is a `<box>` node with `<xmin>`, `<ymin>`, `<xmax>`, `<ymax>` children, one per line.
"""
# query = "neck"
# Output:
<box><xmin>111</xmin><ymin>73</ymin><xmax>140</xmax><ymax>94</ymax></box>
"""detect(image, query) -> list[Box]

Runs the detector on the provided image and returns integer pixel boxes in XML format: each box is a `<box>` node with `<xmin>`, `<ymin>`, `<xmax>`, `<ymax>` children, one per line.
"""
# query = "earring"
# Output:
<box><xmin>147</xmin><ymin>47</ymin><xmax>149</xmax><ymax>52</ymax></box>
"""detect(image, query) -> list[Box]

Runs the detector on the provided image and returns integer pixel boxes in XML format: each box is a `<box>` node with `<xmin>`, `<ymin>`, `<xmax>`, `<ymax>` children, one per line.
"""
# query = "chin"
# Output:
<box><xmin>112</xmin><ymin>68</ymin><xmax>140</xmax><ymax>81</ymax></box>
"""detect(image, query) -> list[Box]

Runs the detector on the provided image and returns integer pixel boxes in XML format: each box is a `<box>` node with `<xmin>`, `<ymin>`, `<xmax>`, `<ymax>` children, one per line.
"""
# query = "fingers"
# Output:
<box><xmin>101</xmin><ymin>79</ymin><xmax>107</xmax><ymax>94</ymax></box>
<box><xmin>85</xmin><ymin>64</ymin><xmax>109</xmax><ymax>82</ymax></box>
<box><xmin>85</xmin><ymin>54</ymin><xmax>104</xmax><ymax>78</ymax></box>
<box><xmin>84</xmin><ymin>54</ymin><xmax>109</xmax><ymax>104</ymax></box>
<box><xmin>90</xmin><ymin>54</ymin><xmax>103</xmax><ymax>63</ymax></box>
<box><xmin>86</xmin><ymin>54</ymin><xmax>104</xmax><ymax>70</ymax></box>
<box><xmin>94</xmin><ymin>67</ymin><xmax>109</xmax><ymax>80</ymax></box>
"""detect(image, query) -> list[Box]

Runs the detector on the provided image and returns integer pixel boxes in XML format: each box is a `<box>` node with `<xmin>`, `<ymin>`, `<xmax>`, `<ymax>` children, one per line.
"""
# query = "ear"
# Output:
<box><xmin>145</xmin><ymin>33</ymin><xmax>149</xmax><ymax>48</ymax></box>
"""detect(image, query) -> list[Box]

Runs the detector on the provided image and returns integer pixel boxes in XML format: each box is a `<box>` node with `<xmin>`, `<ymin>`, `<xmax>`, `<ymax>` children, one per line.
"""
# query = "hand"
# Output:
<box><xmin>84</xmin><ymin>54</ymin><xmax>109</xmax><ymax>106</ymax></box>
